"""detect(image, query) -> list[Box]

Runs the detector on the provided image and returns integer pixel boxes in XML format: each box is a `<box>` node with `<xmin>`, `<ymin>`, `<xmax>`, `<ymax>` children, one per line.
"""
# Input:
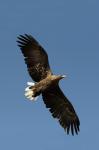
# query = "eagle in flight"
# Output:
<box><xmin>17</xmin><ymin>34</ymin><xmax>80</xmax><ymax>135</ymax></box>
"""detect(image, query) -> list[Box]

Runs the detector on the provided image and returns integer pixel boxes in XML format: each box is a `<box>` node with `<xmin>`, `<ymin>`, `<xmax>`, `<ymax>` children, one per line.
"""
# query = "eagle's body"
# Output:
<box><xmin>29</xmin><ymin>75</ymin><xmax>65</xmax><ymax>97</ymax></box>
<box><xmin>17</xmin><ymin>34</ymin><xmax>80</xmax><ymax>135</ymax></box>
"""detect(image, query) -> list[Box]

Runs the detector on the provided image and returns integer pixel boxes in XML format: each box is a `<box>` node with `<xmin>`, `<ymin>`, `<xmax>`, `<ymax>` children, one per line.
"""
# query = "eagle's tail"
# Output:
<box><xmin>24</xmin><ymin>82</ymin><xmax>39</xmax><ymax>101</ymax></box>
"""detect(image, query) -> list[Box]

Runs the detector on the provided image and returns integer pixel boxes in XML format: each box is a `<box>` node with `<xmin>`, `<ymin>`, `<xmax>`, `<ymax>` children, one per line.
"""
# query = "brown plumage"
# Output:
<box><xmin>17</xmin><ymin>34</ymin><xmax>80</xmax><ymax>135</ymax></box>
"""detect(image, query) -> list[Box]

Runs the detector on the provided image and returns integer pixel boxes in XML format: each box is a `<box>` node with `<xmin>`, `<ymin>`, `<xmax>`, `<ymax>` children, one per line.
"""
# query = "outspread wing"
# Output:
<box><xmin>17</xmin><ymin>34</ymin><xmax>51</xmax><ymax>82</ymax></box>
<box><xmin>42</xmin><ymin>85</ymin><xmax>80</xmax><ymax>135</ymax></box>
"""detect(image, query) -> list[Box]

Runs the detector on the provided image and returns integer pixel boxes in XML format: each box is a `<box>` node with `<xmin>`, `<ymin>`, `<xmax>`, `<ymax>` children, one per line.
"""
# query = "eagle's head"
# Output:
<box><xmin>51</xmin><ymin>75</ymin><xmax>66</xmax><ymax>82</ymax></box>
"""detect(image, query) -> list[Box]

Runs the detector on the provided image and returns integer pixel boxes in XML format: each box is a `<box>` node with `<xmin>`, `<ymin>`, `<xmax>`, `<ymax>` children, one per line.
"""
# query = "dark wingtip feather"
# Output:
<box><xmin>17</xmin><ymin>34</ymin><xmax>39</xmax><ymax>49</ymax></box>
<box><xmin>16</xmin><ymin>34</ymin><xmax>31</xmax><ymax>49</ymax></box>
<box><xmin>77</xmin><ymin>124</ymin><xmax>80</xmax><ymax>132</ymax></box>
<box><xmin>71</xmin><ymin>123</ymin><xmax>74</xmax><ymax>136</ymax></box>
<box><xmin>77</xmin><ymin>118</ymin><xmax>80</xmax><ymax>131</ymax></box>
<box><xmin>67</xmin><ymin>123</ymin><xmax>70</xmax><ymax>134</ymax></box>
<box><xmin>74</xmin><ymin>122</ymin><xmax>78</xmax><ymax>134</ymax></box>
<box><xmin>17</xmin><ymin>34</ymin><xmax>30</xmax><ymax>42</ymax></box>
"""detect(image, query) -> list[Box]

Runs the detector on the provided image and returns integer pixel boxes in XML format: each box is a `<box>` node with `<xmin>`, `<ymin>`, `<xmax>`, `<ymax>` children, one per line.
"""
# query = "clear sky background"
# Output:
<box><xmin>0</xmin><ymin>0</ymin><xmax>99</xmax><ymax>149</ymax></box>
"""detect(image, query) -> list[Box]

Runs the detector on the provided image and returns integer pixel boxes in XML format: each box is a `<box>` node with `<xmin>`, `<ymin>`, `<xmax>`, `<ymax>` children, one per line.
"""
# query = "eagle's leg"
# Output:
<box><xmin>24</xmin><ymin>82</ymin><xmax>39</xmax><ymax>101</ymax></box>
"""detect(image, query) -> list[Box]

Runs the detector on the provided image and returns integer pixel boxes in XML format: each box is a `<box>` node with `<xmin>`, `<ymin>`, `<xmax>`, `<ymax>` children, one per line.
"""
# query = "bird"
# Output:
<box><xmin>17</xmin><ymin>34</ymin><xmax>80</xmax><ymax>135</ymax></box>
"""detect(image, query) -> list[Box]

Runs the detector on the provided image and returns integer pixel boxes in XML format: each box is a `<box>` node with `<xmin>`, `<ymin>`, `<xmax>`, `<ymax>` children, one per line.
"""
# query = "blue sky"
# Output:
<box><xmin>0</xmin><ymin>0</ymin><xmax>99</xmax><ymax>149</ymax></box>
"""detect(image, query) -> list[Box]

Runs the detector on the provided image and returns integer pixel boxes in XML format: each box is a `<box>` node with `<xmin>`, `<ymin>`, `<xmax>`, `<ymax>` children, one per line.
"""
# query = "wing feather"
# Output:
<box><xmin>42</xmin><ymin>85</ymin><xmax>80</xmax><ymax>135</ymax></box>
<box><xmin>17</xmin><ymin>34</ymin><xmax>51</xmax><ymax>82</ymax></box>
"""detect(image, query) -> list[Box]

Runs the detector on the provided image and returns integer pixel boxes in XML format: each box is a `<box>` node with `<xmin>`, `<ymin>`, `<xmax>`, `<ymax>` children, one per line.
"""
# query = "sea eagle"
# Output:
<box><xmin>17</xmin><ymin>34</ymin><xmax>80</xmax><ymax>135</ymax></box>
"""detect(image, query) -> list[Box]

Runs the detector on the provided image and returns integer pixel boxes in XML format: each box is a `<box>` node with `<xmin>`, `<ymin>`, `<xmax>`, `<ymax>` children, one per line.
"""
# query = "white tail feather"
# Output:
<box><xmin>24</xmin><ymin>82</ymin><xmax>39</xmax><ymax>101</ymax></box>
<box><xmin>27</xmin><ymin>82</ymin><xmax>35</xmax><ymax>86</ymax></box>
